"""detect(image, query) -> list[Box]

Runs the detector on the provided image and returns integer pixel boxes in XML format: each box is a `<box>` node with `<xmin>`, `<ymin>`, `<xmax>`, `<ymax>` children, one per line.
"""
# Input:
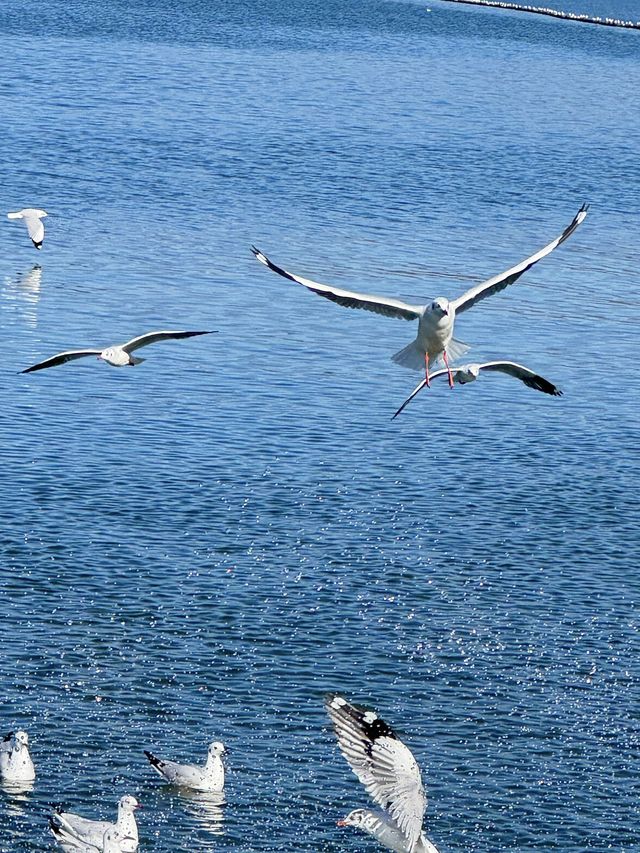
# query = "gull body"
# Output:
<box><xmin>326</xmin><ymin>694</ymin><xmax>440</xmax><ymax>853</ymax></box>
<box><xmin>21</xmin><ymin>330</ymin><xmax>214</xmax><ymax>373</ymax></box>
<box><xmin>144</xmin><ymin>741</ymin><xmax>225</xmax><ymax>792</ymax></box>
<box><xmin>252</xmin><ymin>204</ymin><xmax>588</xmax><ymax>384</ymax></box>
<box><xmin>49</xmin><ymin>795</ymin><xmax>140</xmax><ymax>852</ymax></box>
<box><xmin>0</xmin><ymin>730</ymin><xmax>35</xmax><ymax>782</ymax></box>
<box><xmin>392</xmin><ymin>360</ymin><xmax>562</xmax><ymax>419</ymax></box>
<box><xmin>7</xmin><ymin>208</ymin><xmax>47</xmax><ymax>249</ymax></box>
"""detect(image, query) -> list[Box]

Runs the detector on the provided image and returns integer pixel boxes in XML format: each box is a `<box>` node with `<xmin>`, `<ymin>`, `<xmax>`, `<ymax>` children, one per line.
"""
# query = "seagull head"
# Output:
<box><xmin>208</xmin><ymin>741</ymin><xmax>226</xmax><ymax>757</ymax></box>
<box><xmin>337</xmin><ymin>809</ymin><xmax>368</xmax><ymax>829</ymax></box>
<box><xmin>118</xmin><ymin>795</ymin><xmax>141</xmax><ymax>813</ymax></box>
<box><xmin>13</xmin><ymin>731</ymin><xmax>29</xmax><ymax>750</ymax></box>
<box><xmin>430</xmin><ymin>297</ymin><xmax>450</xmax><ymax>317</ymax></box>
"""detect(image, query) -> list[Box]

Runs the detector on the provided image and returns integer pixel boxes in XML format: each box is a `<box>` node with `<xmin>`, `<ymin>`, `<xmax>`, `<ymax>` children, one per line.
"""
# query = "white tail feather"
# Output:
<box><xmin>391</xmin><ymin>337</ymin><xmax>471</xmax><ymax>372</ymax></box>
<box><xmin>444</xmin><ymin>336</ymin><xmax>470</xmax><ymax>364</ymax></box>
<box><xmin>7</xmin><ymin>212</ymin><xmax>23</xmax><ymax>220</ymax></box>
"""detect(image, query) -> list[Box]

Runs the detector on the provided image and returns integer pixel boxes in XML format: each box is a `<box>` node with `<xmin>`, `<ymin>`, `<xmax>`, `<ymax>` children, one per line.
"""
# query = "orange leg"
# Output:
<box><xmin>442</xmin><ymin>351</ymin><xmax>454</xmax><ymax>389</ymax></box>
<box><xmin>424</xmin><ymin>353</ymin><xmax>430</xmax><ymax>387</ymax></box>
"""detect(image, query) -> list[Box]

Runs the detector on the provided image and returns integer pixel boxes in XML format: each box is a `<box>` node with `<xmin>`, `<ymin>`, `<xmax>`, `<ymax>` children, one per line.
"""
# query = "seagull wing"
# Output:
<box><xmin>451</xmin><ymin>203</ymin><xmax>589</xmax><ymax>315</ymax></box>
<box><xmin>22</xmin><ymin>212</ymin><xmax>45</xmax><ymax>247</ymax></box>
<box><xmin>391</xmin><ymin>369</ymin><xmax>453</xmax><ymax>419</ymax></box>
<box><xmin>479</xmin><ymin>361</ymin><xmax>563</xmax><ymax>396</ymax></box>
<box><xmin>251</xmin><ymin>247</ymin><xmax>424</xmax><ymax>321</ymax></box>
<box><xmin>122</xmin><ymin>330</ymin><xmax>214</xmax><ymax>354</ymax></box>
<box><xmin>326</xmin><ymin>695</ymin><xmax>426</xmax><ymax>852</ymax></box>
<box><xmin>21</xmin><ymin>349</ymin><xmax>101</xmax><ymax>373</ymax></box>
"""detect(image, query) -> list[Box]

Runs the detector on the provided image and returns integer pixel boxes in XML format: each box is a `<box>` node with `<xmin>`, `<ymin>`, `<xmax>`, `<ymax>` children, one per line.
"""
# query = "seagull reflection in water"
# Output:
<box><xmin>2</xmin><ymin>264</ymin><xmax>42</xmax><ymax>328</ymax></box>
<box><xmin>180</xmin><ymin>789</ymin><xmax>226</xmax><ymax>837</ymax></box>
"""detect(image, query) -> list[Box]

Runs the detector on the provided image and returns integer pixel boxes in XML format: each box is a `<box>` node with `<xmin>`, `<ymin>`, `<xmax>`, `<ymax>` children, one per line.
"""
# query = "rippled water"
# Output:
<box><xmin>1</xmin><ymin>1</ymin><xmax>639</xmax><ymax>851</ymax></box>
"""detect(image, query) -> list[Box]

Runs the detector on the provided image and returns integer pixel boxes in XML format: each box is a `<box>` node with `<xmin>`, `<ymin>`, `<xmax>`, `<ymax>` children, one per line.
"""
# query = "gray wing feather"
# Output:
<box><xmin>479</xmin><ymin>361</ymin><xmax>563</xmax><ymax>395</ymax></box>
<box><xmin>21</xmin><ymin>349</ymin><xmax>101</xmax><ymax>373</ymax></box>
<box><xmin>451</xmin><ymin>204</ymin><xmax>588</xmax><ymax>315</ymax></box>
<box><xmin>122</xmin><ymin>330</ymin><xmax>213</xmax><ymax>354</ymax></box>
<box><xmin>23</xmin><ymin>214</ymin><xmax>45</xmax><ymax>246</ymax></box>
<box><xmin>251</xmin><ymin>247</ymin><xmax>424</xmax><ymax>321</ymax></box>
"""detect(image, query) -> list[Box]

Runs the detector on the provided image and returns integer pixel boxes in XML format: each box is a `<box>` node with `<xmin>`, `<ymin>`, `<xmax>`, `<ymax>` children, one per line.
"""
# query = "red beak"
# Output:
<box><xmin>336</xmin><ymin>819</ymin><xmax>347</xmax><ymax>826</ymax></box>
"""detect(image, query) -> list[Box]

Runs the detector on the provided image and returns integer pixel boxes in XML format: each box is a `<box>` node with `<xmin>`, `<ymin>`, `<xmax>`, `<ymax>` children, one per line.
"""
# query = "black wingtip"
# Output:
<box><xmin>144</xmin><ymin>749</ymin><xmax>162</xmax><ymax>769</ymax></box>
<box><xmin>250</xmin><ymin>245</ymin><xmax>259</xmax><ymax>256</ymax></box>
<box><xmin>32</xmin><ymin>241</ymin><xmax>43</xmax><ymax>250</ymax></box>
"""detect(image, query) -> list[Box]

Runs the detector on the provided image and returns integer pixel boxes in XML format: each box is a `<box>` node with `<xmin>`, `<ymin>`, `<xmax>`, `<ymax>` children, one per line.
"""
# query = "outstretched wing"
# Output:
<box><xmin>251</xmin><ymin>247</ymin><xmax>424</xmax><ymax>321</ymax></box>
<box><xmin>391</xmin><ymin>369</ymin><xmax>453</xmax><ymax>419</ymax></box>
<box><xmin>451</xmin><ymin>203</ymin><xmax>589</xmax><ymax>315</ymax></box>
<box><xmin>22</xmin><ymin>213</ymin><xmax>45</xmax><ymax>248</ymax></box>
<box><xmin>479</xmin><ymin>361</ymin><xmax>563</xmax><ymax>396</ymax></box>
<box><xmin>326</xmin><ymin>694</ymin><xmax>426</xmax><ymax>852</ymax></box>
<box><xmin>21</xmin><ymin>349</ymin><xmax>101</xmax><ymax>373</ymax></box>
<box><xmin>122</xmin><ymin>330</ymin><xmax>214</xmax><ymax>353</ymax></box>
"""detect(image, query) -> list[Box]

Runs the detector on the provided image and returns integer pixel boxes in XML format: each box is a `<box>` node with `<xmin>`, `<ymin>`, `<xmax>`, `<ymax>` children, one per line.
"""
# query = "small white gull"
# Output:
<box><xmin>326</xmin><ymin>694</ymin><xmax>440</xmax><ymax>853</ymax></box>
<box><xmin>392</xmin><ymin>360</ymin><xmax>563</xmax><ymax>419</ymax></box>
<box><xmin>21</xmin><ymin>329</ymin><xmax>215</xmax><ymax>373</ymax></box>
<box><xmin>252</xmin><ymin>203</ymin><xmax>587</xmax><ymax>386</ymax></box>
<box><xmin>0</xmin><ymin>730</ymin><xmax>35</xmax><ymax>783</ymax></box>
<box><xmin>144</xmin><ymin>741</ymin><xmax>225</xmax><ymax>792</ymax></box>
<box><xmin>7</xmin><ymin>208</ymin><xmax>47</xmax><ymax>249</ymax></box>
<box><xmin>49</xmin><ymin>795</ymin><xmax>140</xmax><ymax>852</ymax></box>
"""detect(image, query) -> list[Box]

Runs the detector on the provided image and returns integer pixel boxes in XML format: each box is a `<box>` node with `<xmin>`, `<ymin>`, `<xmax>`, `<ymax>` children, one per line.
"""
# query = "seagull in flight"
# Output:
<box><xmin>21</xmin><ymin>330</ymin><xmax>215</xmax><ymax>373</ymax></box>
<box><xmin>144</xmin><ymin>741</ymin><xmax>226</xmax><ymax>792</ymax></box>
<box><xmin>325</xmin><ymin>694</ymin><xmax>440</xmax><ymax>853</ymax></box>
<box><xmin>252</xmin><ymin>204</ymin><xmax>588</xmax><ymax>387</ymax></box>
<box><xmin>392</xmin><ymin>360</ymin><xmax>563</xmax><ymax>419</ymax></box>
<box><xmin>7</xmin><ymin>208</ymin><xmax>48</xmax><ymax>249</ymax></box>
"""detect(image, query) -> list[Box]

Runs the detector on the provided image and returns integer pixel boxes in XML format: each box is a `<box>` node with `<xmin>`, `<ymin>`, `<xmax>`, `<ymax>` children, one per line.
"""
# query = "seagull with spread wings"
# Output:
<box><xmin>7</xmin><ymin>208</ymin><xmax>48</xmax><ymax>249</ymax></box>
<box><xmin>21</xmin><ymin>330</ymin><xmax>215</xmax><ymax>373</ymax></box>
<box><xmin>252</xmin><ymin>204</ymin><xmax>588</xmax><ymax>387</ymax></box>
<box><xmin>392</xmin><ymin>360</ymin><xmax>563</xmax><ymax>419</ymax></box>
<box><xmin>326</xmin><ymin>694</ymin><xmax>440</xmax><ymax>853</ymax></box>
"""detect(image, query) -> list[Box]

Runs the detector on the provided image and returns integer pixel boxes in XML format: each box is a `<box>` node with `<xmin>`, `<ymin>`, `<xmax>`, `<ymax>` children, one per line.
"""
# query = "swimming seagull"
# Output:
<box><xmin>144</xmin><ymin>741</ymin><xmax>226</xmax><ymax>792</ymax></box>
<box><xmin>49</xmin><ymin>795</ymin><xmax>140</xmax><ymax>852</ymax></box>
<box><xmin>7</xmin><ymin>209</ymin><xmax>48</xmax><ymax>249</ymax></box>
<box><xmin>0</xmin><ymin>730</ymin><xmax>35</xmax><ymax>783</ymax></box>
<box><xmin>252</xmin><ymin>204</ymin><xmax>588</xmax><ymax>386</ymax></box>
<box><xmin>325</xmin><ymin>694</ymin><xmax>440</xmax><ymax>853</ymax></box>
<box><xmin>392</xmin><ymin>360</ymin><xmax>563</xmax><ymax>419</ymax></box>
<box><xmin>21</xmin><ymin>330</ymin><xmax>215</xmax><ymax>373</ymax></box>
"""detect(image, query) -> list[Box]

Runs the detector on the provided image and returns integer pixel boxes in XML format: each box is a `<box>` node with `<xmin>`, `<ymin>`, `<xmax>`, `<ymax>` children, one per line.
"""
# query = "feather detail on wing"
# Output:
<box><xmin>480</xmin><ymin>361</ymin><xmax>563</xmax><ymax>395</ymax></box>
<box><xmin>451</xmin><ymin>203</ymin><xmax>588</xmax><ymax>315</ymax></box>
<box><xmin>251</xmin><ymin>247</ymin><xmax>424</xmax><ymax>321</ymax></box>
<box><xmin>326</xmin><ymin>695</ymin><xmax>426</xmax><ymax>852</ymax></box>
<box><xmin>122</xmin><ymin>330</ymin><xmax>213</xmax><ymax>353</ymax></box>
<box><xmin>21</xmin><ymin>349</ymin><xmax>102</xmax><ymax>373</ymax></box>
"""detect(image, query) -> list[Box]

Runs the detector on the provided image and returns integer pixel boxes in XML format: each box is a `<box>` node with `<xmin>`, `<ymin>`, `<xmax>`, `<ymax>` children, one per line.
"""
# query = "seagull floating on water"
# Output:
<box><xmin>49</xmin><ymin>795</ymin><xmax>140</xmax><ymax>852</ymax></box>
<box><xmin>392</xmin><ymin>360</ymin><xmax>563</xmax><ymax>419</ymax></box>
<box><xmin>21</xmin><ymin>330</ymin><xmax>215</xmax><ymax>373</ymax></box>
<box><xmin>7</xmin><ymin>208</ymin><xmax>47</xmax><ymax>249</ymax></box>
<box><xmin>0</xmin><ymin>730</ymin><xmax>35</xmax><ymax>783</ymax></box>
<box><xmin>252</xmin><ymin>204</ymin><xmax>588</xmax><ymax>387</ymax></box>
<box><xmin>144</xmin><ymin>741</ymin><xmax>226</xmax><ymax>792</ymax></box>
<box><xmin>326</xmin><ymin>694</ymin><xmax>440</xmax><ymax>853</ymax></box>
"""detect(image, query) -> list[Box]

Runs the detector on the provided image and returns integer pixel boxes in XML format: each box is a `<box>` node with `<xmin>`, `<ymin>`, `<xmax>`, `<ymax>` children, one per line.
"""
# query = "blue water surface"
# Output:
<box><xmin>0</xmin><ymin>0</ymin><xmax>639</xmax><ymax>851</ymax></box>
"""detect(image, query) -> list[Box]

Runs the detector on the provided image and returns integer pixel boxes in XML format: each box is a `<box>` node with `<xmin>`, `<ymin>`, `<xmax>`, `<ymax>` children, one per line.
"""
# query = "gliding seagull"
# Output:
<box><xmin>392</xmin><ymin>360</ymin><xmax>563</xmax><ymax>419</ymax></box>
<box><xmin>325</xmin><ymin>694</ymin><xmax>440</xmax><ymax>853</ymax></box>
<box><xmin>252</xmin><ymin>204</ymin><xmax>588</xmax><ymax>387</ymax></box>
<box><xmin>7</xmin><ymin>209</ymin><xmax>48</xmax><ymax>249</ymax></box>
<box><xmin>21</xmin><ymin>330</ymin><xmax>215</xmax><ymax>373</ymax></box>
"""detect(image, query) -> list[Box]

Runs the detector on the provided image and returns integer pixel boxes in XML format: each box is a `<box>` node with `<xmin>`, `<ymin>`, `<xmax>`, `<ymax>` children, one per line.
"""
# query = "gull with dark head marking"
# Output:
<box><xmin>21</xmin><ymin>330</ymin><xmax>215</xmax><ymax>373</ymax></box>
<box><xmin>392</xmin><ymin>360</ymin><xmax>563</xmax><ymax>419</ymax></box>
<box><xmin>144</xmin><ymin>741</ymin><xmax>226</xmax><ymax>792</ymax></box>
<box><xmin>0</xmin><ymin>730</ymin><xmax>35</xmax><ymax>783</ymax></box>
<box><xmin>8</xmin><ymin>209</ymin><xmax>48</xmax><ymax>249</ymax></box>
<box><xmin>326</xmin><ymin>694</ymin><xmax>440</xmax><ymax>853</ymax></box>
<box><xmin>49</xmin><ymin>795</ymin><xmax>140</xmax><ymax>852</ymax></box>
<box><xmin>252</xmin><ymin>204</ymin><xmax>588</xmax><ymax>387</ymax></box>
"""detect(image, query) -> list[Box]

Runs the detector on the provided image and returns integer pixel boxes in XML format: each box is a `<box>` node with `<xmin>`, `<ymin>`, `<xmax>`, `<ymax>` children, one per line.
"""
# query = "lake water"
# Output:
<box><xmin>1</xmin><ymin>0</ymin><xmax>639</xmax><ymax>851</ymax></box>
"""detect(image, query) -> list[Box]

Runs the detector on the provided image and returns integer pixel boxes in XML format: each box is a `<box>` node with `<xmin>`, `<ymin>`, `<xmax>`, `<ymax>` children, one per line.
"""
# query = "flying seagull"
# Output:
<box><xmin>144</xmin><ymin>741</ymin><xmax>226</xmax><ymax>792</ymax></box>
<box><xmin>392</xmin><ymin>360</ymin><xmax>563</xmax><ymax>419</ymax></box>
<box><xmin>325</xmin><ymin>694</ymin><xmax>440</xmax><ymax>853</ymax></box>
<box><xmin>49</xmin><ymin>795</ymin><xmax>140</xmax><ymax>852</ymax></box>
<box><xmin>0</xmin><ymin>730</ymin><xmax>35</xmax><ymax>783</ymax></box>
<box><xmin>7</xmin><ymin>209</ymin><xmax>48</xmax><ymax>249</ymax></box>
<box><xmin>252</xmin><ymin>203</ymin><xmax>588</xmax><ymax>387</ymax></box>
<box><xmin>21</xmin><ymin>330</ymin><xmax>215</xmax><ymax>373</ymax></box>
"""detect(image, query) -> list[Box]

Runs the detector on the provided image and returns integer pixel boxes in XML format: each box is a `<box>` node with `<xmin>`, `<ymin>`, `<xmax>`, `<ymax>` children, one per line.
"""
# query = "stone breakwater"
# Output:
<box><xmin>441</xmin><ymin>0</ymin><xmax>640</xmax><ymax>29</ymax></box>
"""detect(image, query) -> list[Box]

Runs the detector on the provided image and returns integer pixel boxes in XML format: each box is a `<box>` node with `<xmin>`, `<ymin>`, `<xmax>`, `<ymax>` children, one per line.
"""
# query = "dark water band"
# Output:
<box><xmin>440</xmin><ymin>0</ymin><xmax>640</xmax><ymax>30</ymax></box>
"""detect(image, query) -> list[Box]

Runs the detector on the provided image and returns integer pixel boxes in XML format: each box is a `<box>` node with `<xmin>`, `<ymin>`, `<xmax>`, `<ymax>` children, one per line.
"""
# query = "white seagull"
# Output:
<box><xmin>326</xmin><ymin>694</ymin><xmax>440</xmax><ymax>853</ymax></box>
<box><xmin>392</xmin><ymin>360</ymin><xmax>563</xmax><ymax>419</ymax></box>
<box><xmin>0</xmin><ymin>730</ymin><xmax>35</xmax><ymax>783</ymax></box>
<box><xmin>21</xmin><ymin>329</ymin><xmax>215</xmax><ymax>373</ymax></box>
<box><xmin>144</xmin><ymin>741</ymin><xmax>226</xmax><ymax>792</ymax></box>
<box><xmin>7</xmin><ymin>208</ymin><xmax>48</xmax><ymax>249</ymax></box>
<box><xmin>252</xmin><ymin>203</ymin><xmax>588</xmax><ymax>386</ymax></box>
<box><xmin>49</xmin><ymin>795</ymin><xmax>140</xmax><ymax>852</ymax></box>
